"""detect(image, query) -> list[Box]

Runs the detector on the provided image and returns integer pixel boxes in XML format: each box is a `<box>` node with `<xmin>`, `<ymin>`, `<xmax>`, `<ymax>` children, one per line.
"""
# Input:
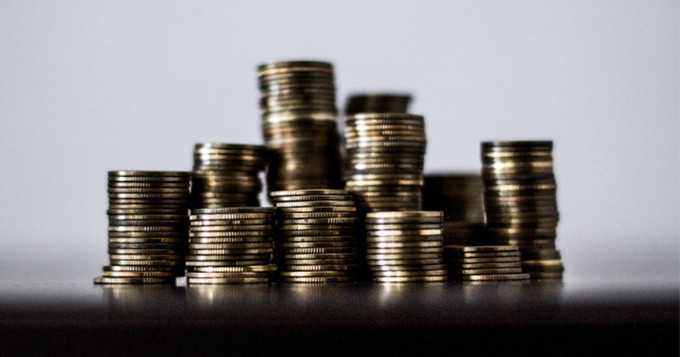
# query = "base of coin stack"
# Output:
<box><xmin>94</xmin><ymin>171</ymin><xmax>191</xmax><ymax>285</ymax></box>
<box><xmin>444</xmin><ymin>245</ymin><xmax>530</xmax><ymax>282</ymax></box>
<box><xmin>186</xmin><ymin>207</ymin><xmax>277</xmax><ymax>284</ymax></box>
<box><xmin>271</xmin><ymin>189</ymin><xmax>361</xmax><ymax>283</ymax></box>
<box><xmin>365</xmin><ymin>211</ymin><xmax>447</xmax><ymax>283</ymax></box>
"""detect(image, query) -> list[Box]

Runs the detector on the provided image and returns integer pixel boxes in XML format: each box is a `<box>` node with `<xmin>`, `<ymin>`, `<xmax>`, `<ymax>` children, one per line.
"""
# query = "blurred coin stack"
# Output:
<box><xmin>271</xmin><ymin>189</ymin><xmax>360</xmax><ymax>283</ymax></box>
<box><xmin>94</xmin><ymin>171</ymin><xmax>191</xmax><ymax>284</ymax></box>
<box><xmin>258</xmin><ymin>61</ymin><xmax>343</xmax><ymax>193</ymax></box>
<box><xmin>344</xmin><ymin>113</ymin><xmax>426</xmax><ymax>213</ymax></box>
<box><xmin>481</xmin><ymin>141</ymin><xmax>564</xmax><ymax>280</ymax></box>
<box><xmin>444</xmin><ymin>245</ymin><xmax>529</xmax><ymax>282</ymax></box>
<box><xmin>365</xmin><ymin>211</ymin><xmax>447</xmax><ymax>283</ymax></box>
<box><xmin>423</xmin><ymin>173</ymin><xmax>486</xmax><ymax>245</ymax></box>
<box><xmin>344</xmin><ymin>93</ymin><xmax>412</xmax><ymax>115</ymax></box>
<box><xmin>191</xmin><ymin>143</ymin><xmax>267</xmax><ymax>208</ymax></box>
<box><xmin>186</xmin><ymin>207</ymin><xmax>277</xmax><ymax>284</ymax></box>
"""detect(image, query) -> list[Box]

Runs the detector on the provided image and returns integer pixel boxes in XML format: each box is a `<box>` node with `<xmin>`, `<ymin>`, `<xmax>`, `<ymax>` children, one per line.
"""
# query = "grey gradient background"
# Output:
<box><xmin>0</xmin><ymin>1</ymin><xmax>677</xmax><ymax>283</ymax></box>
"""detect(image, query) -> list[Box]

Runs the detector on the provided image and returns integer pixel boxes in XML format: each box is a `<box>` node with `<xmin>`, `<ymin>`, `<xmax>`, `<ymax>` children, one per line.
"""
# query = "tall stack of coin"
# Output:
<box><xmin>423</xmin><ymin>173</ymin><xmax>486</xmax><ymax>245</ymax></box>
<box><xmin>186</xmin><ymin>207</ymin><xmax>277</xmax><ymax>284</ymax></box>
<box><xmin>481</xmin><ymin>141</ymin><xmax>564</xmax><ymax>280</ymax></box>
<box><xmin>365</xmin><ymin>211</ymin><xmax>447</xmax><ymax>283</ymax></box>
<box><xmin>271</xmin><ymin>189</ymin><xmax>360</xmax><ymax>283</ymax></box>
<box><xmin>191</xmin><ymin>143</ymin><xmax>266</xmax><ymax>208</ymax></box>
<box><xmin>94</xmin><ymin>171</ymin><xmax>191</xmax><ymax>285</ymax></box>
<box><xmin>444</xmin><ymin>245</ymin><xmax>529</xmax><ymax>282</ymax></box>
<box><xmin>344</xmin><ymin>93</ymin><xmax>412</xmax><ymax>115</ymax></box>
<box><xmin>344</xmin><ymin>113</ymin><xmax>426</xmax><ymax>213</ymax></box>
<box><xmin>258</xmin><ymin>61</ymin><xmax>343</xmax><ymax>193</ymax></box>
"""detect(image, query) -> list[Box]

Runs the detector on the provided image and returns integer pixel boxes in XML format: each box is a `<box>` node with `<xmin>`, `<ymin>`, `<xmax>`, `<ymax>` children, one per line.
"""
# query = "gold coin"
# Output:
<box><xmin>191</xmin><ymin>265</ymin><xmax>278</xmax><ymax>273</ymax></box>
<box><xmin>461</xmin><ymin>274</ymin><xmax>530</xmax><ymax>281</ymax></box>
<box><xmin>94</xmin><ymin>276</ymin><xmax>175</xmax><ymax>284</ymax></box>
<box><xmin>187</xmin><ymin>277</ymin><xmax>269</xmax><ymax>284</ymax></box>
<box><xmin>373</xmin><ymin>275</ymin><xmax>447</xmax><ymax>283</ymax></box>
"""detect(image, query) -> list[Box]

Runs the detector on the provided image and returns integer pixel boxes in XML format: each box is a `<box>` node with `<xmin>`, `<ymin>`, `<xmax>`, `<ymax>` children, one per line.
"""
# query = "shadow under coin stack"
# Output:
<box><xmin>481</xmin><ymin>141</ymin><xmax>564</xmax><ymax>280</ymax></box>
<box><xmin>444</xmin><ymin>245</ymin><xmax>529</xmax><ymax>282</ymax></box>
<box><xmin>258</xmin><ymin>61</ymin><xmax>343</xmax><ymax>194</ymax></box>
<box><xmin>186</xmin><ymin>207</ymin><xmax>277</xmax><ymax>284</ymax></box>
<box><xmin>191</xmin><ymin>143</ymin><xmax>266</xmax><ymax>208</ymax></box>
<box><xmin>94</xmin><ymin>171</ymin><xmax>191</xmax><ymax>284</ymax></box>
<box><xmin>271</xmin><ymin>189</ymin><xmax>360</xmax><ymax>283</ymax></box>
<box><xmin>365</xmin><ymin>211</ymin><xmax>447</xmax><ymax>283</ymax></box>
<box><xmin>344</xmin><ymin>93</ymin><xmax>412</xmax><ymax>115</ymax></box>
<box><xmin>423</xmin><ymin>173</ymin><xmax>486</xmax><ymax>245</ymax></box>
<box><xmin>344</xmin><ymin>114</ymin><xmax>426</xmax><ymax>213</ymax></box>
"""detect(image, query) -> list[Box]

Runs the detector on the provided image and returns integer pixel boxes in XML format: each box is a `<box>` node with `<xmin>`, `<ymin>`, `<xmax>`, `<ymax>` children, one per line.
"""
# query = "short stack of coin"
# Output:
<box><xmin>365</xmin><ymin>211</ymin><xmax>447</xmax><ymax>283</ymax></box>
<box><xmin>271</xmin><ymin>189</ymin><xmax>361</xmax><ymax>283</ymax></box>
<box><xmin>258</xmin><ymin>61</ymin><xmax>343</xmax><ymax>193</ymax></box>
<box><xmin>191</xmin><ymin>143</ymin><xmax>266</xmax><ymax>208</ymax></box>
<box><xmin>444</xmin><ymin>245</ymin><xmax>530</xmax><ymax>282</ymax></box>
<box><xmin>481</xmin><ymin>141</ymin><xmax>564</xmax><ymax>280</ymax></box>
<box><xmin>344</xmin><ymin>93</ymin><xmax>412</xmax><ymax>115</ymax></box>
<box><xmin>344</xmin><ymin>113</ymin><xmax>426</xmax><ymax>213</ymax></box>
<box><xmin>423</xmin><ymin>173</ymin><xmax>486</xmax><ymax>245</ymax></box>
<box><xmin>94</xmin><ymin>171</ymin><xmax>191</xmax><ymax>285</ymax></box>
<box><xmin>186</xmin><ymin>207</ymin><xmax>277</xmax><ymax>284</ymax></box>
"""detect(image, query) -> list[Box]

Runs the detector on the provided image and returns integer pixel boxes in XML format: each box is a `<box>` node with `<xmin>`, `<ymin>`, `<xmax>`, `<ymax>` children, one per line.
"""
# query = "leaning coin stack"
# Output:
<box><xmin>191</xmin><ymin>143</ymin><xmax>266</xmax><ymax>208</ymax></box>
<box><xmin>444</xmin><ymin>245</ymin><xmax>529</xmax><ymax>282</ymax></box>
<box><xmin>365</xmin><ymin>211</ymin><xmax>447</xmax><ymax>283</ymax></box>
<box><xmin>94</xmin><ymin>171</ymin><xmax>191</xmax><ymax>285</ymax></box>
<box><xmin>423</xmin><ymin>173</ymin><xmax>486</xmax><ymax>245</ymax></box>
<box><xmin>258</xmin><ymin>61</ymin><xmax>343</xmax><ymax>193</ymax></box>
<box><xmin>344</xmin><ymin>93</ymin><xmax>412</xmax><ymax>115</ymax></box>
<box><xmin>481</xmin><ymin>141</ymin><xmax>564</xmax><ymax>280</ymax></box>
<box><xmin>271</xmin><ymin>189</ymin><xmax>361</xmax><ymax>283</ymax></box>
<box><xmin>344</xmin><ymin>113</ymin><xmax>426</xmax><ymax>213</ymax></box>
<box><xmin>186</xmin><ymin>207</ymin><xmax>277</xmax><ymax>284</ymax></box>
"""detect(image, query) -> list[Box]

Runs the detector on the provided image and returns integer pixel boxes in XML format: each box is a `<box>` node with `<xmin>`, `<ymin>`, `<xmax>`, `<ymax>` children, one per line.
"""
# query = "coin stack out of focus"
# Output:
<box><xmin>364</xmin><ymin>211</ymin><xmax>447</xmax><ymax>282</ymax></box>
<box><xmin>344</xmin><ymin>93</ymin><xmax>412</xmax><ymax>115</ymax></box>
<box><xmin>343</xmin><ymin>113</ymin><xmax>426</xmax><ymax>213</ymax></box>
<box><xmin>481</xmin><ymin>141</ymin><xmax>564</xmax><ymax>280</ymax></box>
<box><xmin>271</xmin><ymin>189</ymin><xmax>361</xmax><ymax>283</ymax></box>
<box><xmin>94</xmin><ymin>171</ymin><xmax>191</xmax><ymax>284</ymax></box>
<box><xmin>191</xmin><ymin>143</ymin><xmax>267</xmax><ymax>208</ymax></box>
<box><xmin>444</xmin><ymin>245</ymin><xmax>529</xmax><ymax>282</ymax></box>
<box><xmin>186</xmin><ymin>207</ymin><xmax>277</xmax><ymax>284</ymax></box>
<box><xmin>258</xmin><ymin>61</ymin><xmax>343</xmax><ymax>193</ymax></box>
<box><xmin>423</xmin><ymin>173</ymin><xmax>486</xmax><ymax>245</ymax></box>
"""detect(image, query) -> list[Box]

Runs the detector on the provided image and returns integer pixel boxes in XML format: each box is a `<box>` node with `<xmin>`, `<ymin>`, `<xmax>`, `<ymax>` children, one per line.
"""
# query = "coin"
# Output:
<box><xmin>187</xmin><ymin>277</ymin><xmax>269</xmax><ymax>284</ymax></box>
<box><xmin>94</xmin><ymin>276</ymin><xmax>175</xmax><ymax>284</ymax></box>
<box><xmin>373</xmin><ymin>275</ymin><xmax>447</xmax><ymax>283</ymax></box>
<box><xmin>192</xmin><ymin>265</ymin><xmax>278</xmax><ymax>273</ymax></box>
<box><xmin>461</xmin><ymin>274</ymin><xmax>530</xmax><ymax>281</ymax></box>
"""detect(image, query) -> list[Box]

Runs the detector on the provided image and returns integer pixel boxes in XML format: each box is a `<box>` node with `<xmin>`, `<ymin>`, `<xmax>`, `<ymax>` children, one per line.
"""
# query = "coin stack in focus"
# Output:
<box><xmin>344</xmin><ymin>93</ymin><xmax>412</xmax><ymax>115</ymax></box>
<box><xmin>365</xmin><ymin>211</ymin><xmax>447</xmax><ymax>283</ymax></box>
<box><xmin>258</xmin><ymin>61</ymin><xmax>343</xmax><ymax>193</ymax></box>
<box><xmin>423</xmin><ymin>173</ymin><xmax>486</xmax><ymax>245</ymax></box>
<box><xmin>191</xmin><ymin>143</ymin><xmax>267</xmax><ymax>208</ymax></box>
<box><xmin>444</xmin><ymin>245</ymin><xmax>529</xmax><ymax>282</ymax></box>
<box><xmin>481</xmin><ymin>141</ymin><xmax>564</xmax><ymax>280</ymax></box>
<box><xmin>344</xmin><ymin>114</ymin><xmax>426</xmax><ymax>213</ymax></box>
<box><xmin>271</xmin><ymin>189</ymin><xmax>360</xmax><ymax>283</ymax></box>
<box><xmin>94</xmin><ymin>171</ymin><xmax>191</xmax><ymax>284</ymax></box>
<box><xmin>186</xmin><ymin>207</ymin><xmax>277</xmax><ymax>284</ymax></box>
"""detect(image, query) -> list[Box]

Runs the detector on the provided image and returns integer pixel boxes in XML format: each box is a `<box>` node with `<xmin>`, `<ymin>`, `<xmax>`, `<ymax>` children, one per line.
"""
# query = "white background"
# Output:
<box><xmin>1</xmin><ymin>0</ymin><xmax>677</xmax><ymax>283</ymax></box>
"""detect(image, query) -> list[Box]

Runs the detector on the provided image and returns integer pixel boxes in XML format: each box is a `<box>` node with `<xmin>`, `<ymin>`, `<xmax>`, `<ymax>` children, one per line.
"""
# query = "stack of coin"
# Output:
<box><xmin>344</xmin><ymin>93</ymin><xmax>412</xmax><ymax>115</ymax></box>
<box><xmin>344</xmin><ymin>113</ymin><xmax>426</xmax><ymax>213</ymax></box>
<box><xmin>186</xmin><ymin>207</ymin><xmax>277</xmax><ymax>284</ymax></box>
<box><xmin>365</xmin><ymin>211</ymin><xmax>447</xmax><ymax>283</ymax></box>
<box><xmin>191</xmin><ymin>143</ymin><xmax>266</xmax><ymax>208</ymax></box>
<box><xmin>423</xmin><ymin>173</ymin><xmax>486</xmax><ymax>245</ymax></box>
<box><xmin>271</xmin><ymin>189</ymin><xmax>360</xmax><ymax>283</ymax></box>
<box><xmin>258</xmin><ymin>61</ymin><xmax>343</xmax><ymax>193</ymax></box>
<box><xmin>94</xmin><ymin>171</ymin><xmax>191</xmax><ymax>285</ymax></box>
<box><xmin>481</xmin><ymin>141</ymin><xmax>564</xmax><ymax>280</ymax></box>
<box><xmin>444</xmin><ymin>245</ymin><xmax>530</xmax><ymax>282</ymax></box>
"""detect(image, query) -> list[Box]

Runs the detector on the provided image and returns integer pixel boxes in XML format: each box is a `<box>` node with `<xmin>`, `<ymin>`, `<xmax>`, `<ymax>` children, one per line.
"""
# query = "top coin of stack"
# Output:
<box><xmin>191</xmin><ymin>143</ymin><xmax>266</xmax><ymax>208</ymax></box>
<box><xmin>344</xmin><ymin>113</ymin><xmax>426</xmax><ymax>213</ymax></box>
<box><xmin>481</xmin><ymin>141</ymin><xmax>564</xmax><ymax>280</ymax></box>
<box><xmin>94</xmin><ymin>171</ymin><xmax>191</xmax><ymax>285</ymax></box>
<box><xmin>258</xmin><ymin>61</ymin><xmax>343</xmax><ymax>193</ymax></box>
<box><xmin>344</xmin><ymin>93</ymin><xmax>412</xmax><ymax>115</ymax></box>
